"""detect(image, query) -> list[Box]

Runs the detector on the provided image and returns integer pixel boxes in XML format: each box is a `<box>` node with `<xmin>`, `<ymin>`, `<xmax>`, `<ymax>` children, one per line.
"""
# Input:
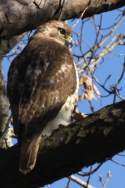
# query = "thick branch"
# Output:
<box><xmin>0</xmin><ymin>101</ymin><xmax>125</xmax><ymax>188</ymax></box>
<box><xmin>0</xmin><ymin>0</ymin><xmax>125</xmax><ymax>40</ymax></box>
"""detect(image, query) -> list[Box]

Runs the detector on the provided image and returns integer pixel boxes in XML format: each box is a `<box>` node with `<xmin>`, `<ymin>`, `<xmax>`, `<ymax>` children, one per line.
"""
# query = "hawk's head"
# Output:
<box><xmin>36</xmin><ymin>20</ymin><xmax>72</xmax><ymax>46</ymax></box>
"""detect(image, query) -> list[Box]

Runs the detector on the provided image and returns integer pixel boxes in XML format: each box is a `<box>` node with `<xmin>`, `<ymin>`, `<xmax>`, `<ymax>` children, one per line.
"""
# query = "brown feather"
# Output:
<box><xmin>7</xmin><ymin>21</ymin><xmax>78</xmax><ymax>174</ymax></box>
<box><xmin>19</xmin><ymin>135</ymin><xmax>42</xmax><ymax>174</ymax></box>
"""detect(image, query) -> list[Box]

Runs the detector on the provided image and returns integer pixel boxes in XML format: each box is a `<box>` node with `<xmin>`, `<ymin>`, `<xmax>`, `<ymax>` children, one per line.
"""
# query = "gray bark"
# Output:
<box><xmin>0</xmin><ymin>1</ymin><xmax>125</xmax><ymax>187</ymax></box>
<box><xmin>0</xmin><ymin>0</ymin><xmax>124</xmax><ymax>40</ymax></box>
<box><xmin>0</xmin><ymin>101</ymin><xmax>125</xmax><ymax>188</ymax></box>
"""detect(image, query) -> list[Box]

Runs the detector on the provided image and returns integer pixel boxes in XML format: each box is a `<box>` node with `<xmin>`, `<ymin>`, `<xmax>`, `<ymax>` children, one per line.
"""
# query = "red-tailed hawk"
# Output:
<box><xmin>7</xmin><ymin>20</ymin><xmax>79</xmax><ymax>174</ymax></box>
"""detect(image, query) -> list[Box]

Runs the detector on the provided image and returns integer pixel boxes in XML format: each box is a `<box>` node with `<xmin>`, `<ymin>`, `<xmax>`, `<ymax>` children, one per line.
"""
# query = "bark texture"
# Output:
<box><xmin>0</xmin><ymin>101</ymin><xmax>125</xmax><ymax>188</ymax></box>
<box><xmin>0</xmin><ymin>59</ymin><xmax>9</xmax><ymax>146</ymax></box>
<box><xmin>0</xmin><ymin>0</ymin><xmax>124</xmax><ymax>40</ymax></box>
<box><xmin>0</xmin><ymin>1</ymin><xmax>125</xmax><ymax>187</ymax></box>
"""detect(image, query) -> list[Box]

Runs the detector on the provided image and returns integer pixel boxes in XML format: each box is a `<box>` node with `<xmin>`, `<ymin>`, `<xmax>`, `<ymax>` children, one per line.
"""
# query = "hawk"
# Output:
<box><xmin>7</xmin><ymin>20</ymin><xmax>79</xmax><ymax>174</ymax></box>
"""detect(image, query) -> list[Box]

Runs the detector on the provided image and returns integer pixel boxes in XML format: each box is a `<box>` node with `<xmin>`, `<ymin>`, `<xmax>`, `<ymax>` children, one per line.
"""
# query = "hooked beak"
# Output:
<box><xmin>65</xmin><ymin>35</ymin><xmax>73</xmax><ymax>47</ymax></box>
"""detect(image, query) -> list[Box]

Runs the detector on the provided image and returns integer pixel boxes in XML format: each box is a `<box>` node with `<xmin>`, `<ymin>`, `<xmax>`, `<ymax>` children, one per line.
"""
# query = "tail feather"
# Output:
<box><xmin>19</xmin><ymin>135</ymin><xmax>42</xmax><ymax>174</ymax></box>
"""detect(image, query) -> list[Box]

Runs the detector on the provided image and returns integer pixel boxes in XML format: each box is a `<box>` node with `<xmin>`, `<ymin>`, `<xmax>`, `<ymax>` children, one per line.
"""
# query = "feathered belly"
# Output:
<box><xmin>42</xmin><ymin>62</ymin><xmax>79</xmax><ymax>137</ymax></box>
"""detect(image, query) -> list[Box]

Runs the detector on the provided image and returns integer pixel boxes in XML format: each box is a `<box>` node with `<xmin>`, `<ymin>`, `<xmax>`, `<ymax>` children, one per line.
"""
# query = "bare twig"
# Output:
<box><xmin>69</xmin><ymin>175</ymin><xmax>95</xmax><ymax>188</ymax></box>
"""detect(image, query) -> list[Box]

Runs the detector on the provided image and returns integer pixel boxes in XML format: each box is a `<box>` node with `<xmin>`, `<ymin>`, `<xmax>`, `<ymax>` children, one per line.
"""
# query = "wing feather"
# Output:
<box><xmin>7</xmin><ymin>38</ymin><xmax>76</xmax><ymax>137</ymax></box>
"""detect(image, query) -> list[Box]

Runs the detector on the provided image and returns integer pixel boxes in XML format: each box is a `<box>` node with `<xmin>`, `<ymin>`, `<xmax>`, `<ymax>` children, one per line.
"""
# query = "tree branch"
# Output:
<box><xmin>0</xmin><ymin>100</ymin><xmax>125</xmax><ymax>188</ymax></box>
<box><xmin>0</xmin><ymin>0</ymin><xmax>125</xmax><ymax>40</ymax></box>
<box><xmin>0</xmin><ymin>58</ymin><xmax>10</xmax><ymax>148</ymax></box>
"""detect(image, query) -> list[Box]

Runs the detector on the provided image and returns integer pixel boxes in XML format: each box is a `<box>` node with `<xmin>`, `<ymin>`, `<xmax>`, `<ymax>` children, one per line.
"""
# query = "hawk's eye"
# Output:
<box><xmin>58</xmin><ymin>27</ymin><xmax>66</xmax><ymax>35</ymax></box>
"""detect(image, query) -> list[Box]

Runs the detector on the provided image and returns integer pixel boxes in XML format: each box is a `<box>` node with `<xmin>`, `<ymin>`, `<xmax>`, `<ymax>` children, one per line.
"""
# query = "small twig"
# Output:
<box><xmin>68</xmin><ymin>175</ymin><xmax>95</xmax><ymax>188</ymax></box>
<box><xmin>78</xmin><ymin>163</ymin><xmax>103</xmax><ymax>177</ymax></box>
<box><xmin>111</xmin><ymin>158</ymin><xmax>125</xmax><ymax>168</ymax></box>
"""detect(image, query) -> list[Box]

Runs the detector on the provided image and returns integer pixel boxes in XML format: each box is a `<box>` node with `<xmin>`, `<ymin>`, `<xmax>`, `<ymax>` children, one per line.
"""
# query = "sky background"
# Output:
<box><xmin>3</xmin><ymin>8</ymin><xmax>125</xmax><ymax>188</ymax></box>
<box><xmin>48</xmin><ymin>9</ymin><xmax>125</xmax><ymax>188</ymax></box>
